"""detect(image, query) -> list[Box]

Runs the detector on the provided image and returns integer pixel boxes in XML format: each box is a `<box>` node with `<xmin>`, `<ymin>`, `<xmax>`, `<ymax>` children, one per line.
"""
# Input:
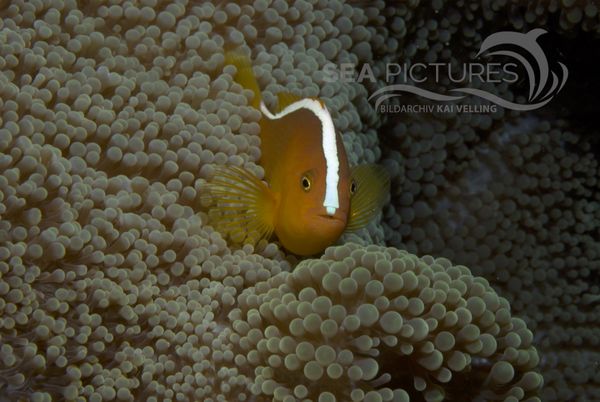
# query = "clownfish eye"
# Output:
<box><xmin>301</xmin><ymin>176</ymin><xmax>311</xmax><ymax>192</ymax></box>
<box><xmin>350</xmin><ymin>179</ymin><xmax>357</xmax><ymax>195</ymax></box>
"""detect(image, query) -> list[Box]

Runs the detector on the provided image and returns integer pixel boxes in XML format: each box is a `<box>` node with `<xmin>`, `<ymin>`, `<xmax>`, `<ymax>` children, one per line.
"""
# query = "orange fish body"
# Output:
<box><xmin>208</xmin><ymin>51</ymin><xmax>389</xmax><ymax>256</ymax></box>
<box><xmin>261</xmin><ymin>108</ymin><xmax>352</xmax><ymax>255</ymax></box>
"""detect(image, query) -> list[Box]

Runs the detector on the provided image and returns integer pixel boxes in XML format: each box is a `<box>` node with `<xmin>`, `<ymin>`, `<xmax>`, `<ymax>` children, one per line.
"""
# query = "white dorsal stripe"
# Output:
<box><xmin>260</xmin><ymin>99</ymin><xmax>339</xmax><ymax>215</ymax></box>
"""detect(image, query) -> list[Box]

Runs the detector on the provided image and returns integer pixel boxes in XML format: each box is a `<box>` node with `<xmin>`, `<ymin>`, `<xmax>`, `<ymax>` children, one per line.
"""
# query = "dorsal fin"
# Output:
<box><xmin>277</xmin><ymin>91</ymin><xmax>304</xmax><ymax>112</ymax></box>
<box><xmin>224</xmin><ymin>49</ymin><xmax>262</xmax><ymax>109</ymax></box>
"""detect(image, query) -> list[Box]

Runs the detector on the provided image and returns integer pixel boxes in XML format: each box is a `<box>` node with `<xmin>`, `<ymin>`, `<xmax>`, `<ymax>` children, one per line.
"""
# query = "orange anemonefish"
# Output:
<box><xmin>207</xmin><ymin>50</ymin><xmax>390</xmax><ymax>256</ymax></box>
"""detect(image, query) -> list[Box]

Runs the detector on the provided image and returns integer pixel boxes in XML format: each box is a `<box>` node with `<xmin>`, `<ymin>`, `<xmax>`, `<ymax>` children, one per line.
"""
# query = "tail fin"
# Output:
<box><xmin>224</xmin><ymin>50</ymin><xmax>262</xmax><ymax>109</ymax></box>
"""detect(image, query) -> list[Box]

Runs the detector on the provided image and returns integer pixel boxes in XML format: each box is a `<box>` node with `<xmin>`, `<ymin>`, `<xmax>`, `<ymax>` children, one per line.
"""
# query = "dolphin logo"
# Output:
<box><xmin>369</xmin><ymin>29</ymin><xmax>568</xmax><ymax>111</ymax></box>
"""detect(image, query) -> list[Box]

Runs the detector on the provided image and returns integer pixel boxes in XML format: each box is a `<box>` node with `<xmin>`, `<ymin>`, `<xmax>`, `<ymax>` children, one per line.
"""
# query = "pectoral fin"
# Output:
<box><xmin>207</xmin><ymin>166</ymin><xmax>276</xmax><ymax>245</ymax></box>
<box><xmin>346</xmin><ymin>164</ymin><xmax>390</xmax><ymax>232</ymax></box>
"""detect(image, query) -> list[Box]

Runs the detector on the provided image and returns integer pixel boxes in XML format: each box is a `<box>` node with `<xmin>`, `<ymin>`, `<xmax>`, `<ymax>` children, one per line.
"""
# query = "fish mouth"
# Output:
<box><xmin>319</xmin><ymin>214</ymin><xmax>344</xmax><ymax>221</ymax></box>
<box><xmin>317</xmin><ymin>213</ymin><xmax>347</xmax><ymax>224</ymax></box>
<box><xmin>308</xmin><ymin>207</ymin><xmax>348</xmax><ymax>224</ymax></box>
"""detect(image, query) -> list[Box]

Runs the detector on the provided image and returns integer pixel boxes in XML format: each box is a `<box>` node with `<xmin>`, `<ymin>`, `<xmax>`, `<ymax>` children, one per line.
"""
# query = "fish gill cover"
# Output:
<box><xmin>0</xmin><ymin>0</ymin><xmax>598</xmax><ymax>402</ymax></box>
